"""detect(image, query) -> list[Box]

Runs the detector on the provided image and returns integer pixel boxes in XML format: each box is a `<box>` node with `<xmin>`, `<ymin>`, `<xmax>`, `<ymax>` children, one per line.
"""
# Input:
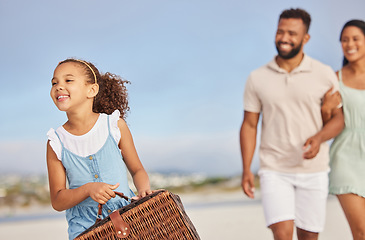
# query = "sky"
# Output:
<box><xmin>0</xmin><ymin>0</ymin><xmax>364</xmax><ymax>176</ymax></box>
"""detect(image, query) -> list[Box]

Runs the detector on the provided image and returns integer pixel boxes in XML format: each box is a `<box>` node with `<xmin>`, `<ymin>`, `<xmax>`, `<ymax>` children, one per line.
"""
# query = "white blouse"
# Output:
<box><xmin>47</xmin><ymin>110</ymin><xmax>122</xmax><ymax>161</ymax></box>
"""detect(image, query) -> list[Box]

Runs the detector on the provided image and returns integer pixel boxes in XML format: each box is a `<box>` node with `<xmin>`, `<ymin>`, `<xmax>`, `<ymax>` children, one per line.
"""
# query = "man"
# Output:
<box><xmin>240</xmin><ymin>8</ymin><xmax>344</xmax><ymax>240</ymax></box>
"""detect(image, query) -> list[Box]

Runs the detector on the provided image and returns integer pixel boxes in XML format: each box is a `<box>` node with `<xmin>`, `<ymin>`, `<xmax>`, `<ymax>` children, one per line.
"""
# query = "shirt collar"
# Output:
<box><xmin>267</xmin><ymin>54</ymin><xmax>312</xmax><ymax>73</ymax></box>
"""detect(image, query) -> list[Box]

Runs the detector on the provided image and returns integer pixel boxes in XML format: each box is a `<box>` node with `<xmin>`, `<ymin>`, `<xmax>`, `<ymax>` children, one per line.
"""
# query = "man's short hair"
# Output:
<box><xmin>279</xmin><ymin>8</ymin><xmax>311</xmax><ymax>33</ymax></box>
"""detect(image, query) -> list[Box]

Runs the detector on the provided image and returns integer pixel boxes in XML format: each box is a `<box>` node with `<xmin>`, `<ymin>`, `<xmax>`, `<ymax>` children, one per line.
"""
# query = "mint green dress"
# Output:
<box><xmin>329</xmin><ymin>70</ymin><xmax>365</xmax><ymax>197</ymax></box>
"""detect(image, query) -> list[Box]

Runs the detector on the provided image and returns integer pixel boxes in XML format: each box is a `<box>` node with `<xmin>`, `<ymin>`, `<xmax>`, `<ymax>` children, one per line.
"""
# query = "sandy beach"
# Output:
<box><xmin>0</xmin><ymin>190</ymin><xmax>351</xmax><ymax>240</ymax></box>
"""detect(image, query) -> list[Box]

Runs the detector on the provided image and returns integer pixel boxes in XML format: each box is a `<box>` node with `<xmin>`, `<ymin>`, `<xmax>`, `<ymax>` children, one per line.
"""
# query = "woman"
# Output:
<box><xmin>322</xmin><ymin>19</ymin><xmax>365</xmax><ymax>240</ymax></box>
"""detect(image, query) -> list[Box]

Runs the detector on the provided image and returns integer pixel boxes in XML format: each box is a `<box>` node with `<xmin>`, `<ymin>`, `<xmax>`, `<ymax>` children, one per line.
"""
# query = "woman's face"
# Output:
<box><xmin>341</xmin><ymin>26</ymin><xmax>365</xmax><ymax>63</ymax></box>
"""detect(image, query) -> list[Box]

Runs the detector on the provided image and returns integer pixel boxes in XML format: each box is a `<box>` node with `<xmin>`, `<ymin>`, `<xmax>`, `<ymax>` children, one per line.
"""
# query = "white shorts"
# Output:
<box><xmin>259</xmin><ymin>170</ymin><xmax>329</xmax><ymax>233</ymax></box>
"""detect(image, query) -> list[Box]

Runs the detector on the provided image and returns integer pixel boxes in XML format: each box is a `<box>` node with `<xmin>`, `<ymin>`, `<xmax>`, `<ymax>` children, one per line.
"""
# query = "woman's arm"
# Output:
<box><xmin>304</xmin><ymin>107</ymin><xmax>344</xmax><ymax>159</ymax></box>
<box><xmin>321</xmin><ymin>86</ymin><xmax>342</xmax><ymax>124</ymax></box>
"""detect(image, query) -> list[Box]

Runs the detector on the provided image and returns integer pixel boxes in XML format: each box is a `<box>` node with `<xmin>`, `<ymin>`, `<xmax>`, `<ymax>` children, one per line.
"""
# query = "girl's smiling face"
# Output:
<box><xmin>50</xmin><ymin>62</ymin><xmax>95</xmax><ymax>113</ymax></box>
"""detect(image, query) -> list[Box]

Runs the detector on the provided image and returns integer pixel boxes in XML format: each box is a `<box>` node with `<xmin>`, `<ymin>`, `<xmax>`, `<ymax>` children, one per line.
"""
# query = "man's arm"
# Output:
<box><xmin>240</xmin><ymin>111</ymin><xmax>260</xmax><ymax>198</ymax></box>
<box><xmin>303</xmin><ymin>107</ymin><xmax>344</xmax><ymax>159</ymax></box>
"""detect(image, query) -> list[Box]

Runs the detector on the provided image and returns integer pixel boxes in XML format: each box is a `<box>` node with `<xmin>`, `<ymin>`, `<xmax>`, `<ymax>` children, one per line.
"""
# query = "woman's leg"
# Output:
<box><xmin>338</xmin><ymin>194</ymin><xmax>365</xmax><ymax>240</ymax></box>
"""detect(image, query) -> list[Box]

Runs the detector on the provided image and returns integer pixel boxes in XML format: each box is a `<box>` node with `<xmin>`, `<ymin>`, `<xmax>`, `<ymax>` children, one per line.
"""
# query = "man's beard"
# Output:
<box><xmin>275</xmin><ymin>41</ymin><xmax>303</xmax><ymax>59</ymax></box>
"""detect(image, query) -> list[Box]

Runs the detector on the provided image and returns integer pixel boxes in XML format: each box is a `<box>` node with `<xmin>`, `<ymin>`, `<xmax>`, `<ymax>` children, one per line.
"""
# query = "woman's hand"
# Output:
<box><xmin>322</xmin><ymin>87</ymin><xmax>341</xmax><ymax>114</ymax></box>
<box><xmin>321</xmin><ymin>87</ymin><xmax>342</xmax><ymax>124</ymax></box>
<box><xmin>303</xmin><ymin>135</ymin><xmax>321</xmax><ymax>159</ymax></box>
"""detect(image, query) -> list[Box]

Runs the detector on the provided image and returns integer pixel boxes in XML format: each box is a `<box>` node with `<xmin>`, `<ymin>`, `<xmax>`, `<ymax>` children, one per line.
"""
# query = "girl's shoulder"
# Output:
<box><xmin>46</xmin><ymin>128</ymin><xmax>63</xmax><ymax>161</ymax></box>
<box><xmin>47</xmin><ymin>126</ymin><xmax>64</xmax><ymax>140</ymax></box>
<box><xmin>108</xmin><ymin>110</ymin><xmax>122</xmax><ymax>143</ymax></box>
<box><xmin>109</xmin><ymin>109</ymin><xmax>121</xmax><ymax>122</ymax></box>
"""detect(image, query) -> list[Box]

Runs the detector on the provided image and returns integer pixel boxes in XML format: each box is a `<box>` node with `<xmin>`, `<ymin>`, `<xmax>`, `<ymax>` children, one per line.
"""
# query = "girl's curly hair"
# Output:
<box><xmin>58</xmin><ymin>58</ymin><xmax>130</xmax><ymax>119</ymax></box>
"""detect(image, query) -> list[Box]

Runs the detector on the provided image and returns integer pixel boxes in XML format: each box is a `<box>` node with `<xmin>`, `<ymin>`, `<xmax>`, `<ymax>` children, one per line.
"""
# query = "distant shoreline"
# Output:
<box><xmin>0</xmin><ymin>189</ymin><xmax>253</xmax><ymax>223</ymax></box>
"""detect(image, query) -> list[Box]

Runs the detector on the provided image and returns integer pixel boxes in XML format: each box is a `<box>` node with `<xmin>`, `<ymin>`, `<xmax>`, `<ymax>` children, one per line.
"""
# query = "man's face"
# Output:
<box><xmin>275</xmin><ymin>18</ymin><xmax>309</xmax><ymax>59</ymax></box>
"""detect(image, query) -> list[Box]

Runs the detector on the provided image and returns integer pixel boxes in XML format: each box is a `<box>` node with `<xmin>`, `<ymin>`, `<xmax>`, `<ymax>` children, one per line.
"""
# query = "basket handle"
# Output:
<box><xmin>96</xmin><ymin>191</ymin><xmax>130</xmax><ymax>223</ymax></box>
<box><xmin>94</xmin><ymin>191</ymin><xmax>131</xmax><ymax>238</ymax></box>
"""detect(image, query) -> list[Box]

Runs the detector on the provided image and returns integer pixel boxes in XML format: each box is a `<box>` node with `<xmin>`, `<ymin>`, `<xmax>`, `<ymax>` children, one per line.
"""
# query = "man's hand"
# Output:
<box><xmin>242</xmin><ymin>171</ymin><xmax>255</xmax><ymax>199</ymax></box>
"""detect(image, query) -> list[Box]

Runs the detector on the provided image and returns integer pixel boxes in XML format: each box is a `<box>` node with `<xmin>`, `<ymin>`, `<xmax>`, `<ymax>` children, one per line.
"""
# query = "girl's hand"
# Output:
<box><xmin>131</xmin><ymin>189</ymin><xmax>154</xmax><ymax>200</ymax></box>
<box><xmin>87</xmin><ymin>182</ymin><xmax>120</xmax><ymax>204</ymax></box>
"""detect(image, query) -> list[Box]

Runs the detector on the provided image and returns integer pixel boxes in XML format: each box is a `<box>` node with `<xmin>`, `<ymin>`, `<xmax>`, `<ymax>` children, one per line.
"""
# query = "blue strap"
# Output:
<box><xmin>54</xmin><ymin>130</ymin><xmax>65</xmax><ymax>148</ymax></box>
<box><xmin>107</xmin><ymin>115</ymin><xmax>111</xmax><ymax>134</ymax></box>
<box><xmin>107</xmin><ymin>114</ymin><xmax>121</xmax><ymax>148</ymax></box>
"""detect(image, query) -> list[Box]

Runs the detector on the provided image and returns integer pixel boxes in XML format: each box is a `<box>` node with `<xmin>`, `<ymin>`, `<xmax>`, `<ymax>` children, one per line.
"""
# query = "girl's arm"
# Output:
<box><xmin>118</xmin><ymin>119</ymin><xmax>152</xmax><ymax>198</ymax></box>
<box><xmin>46</xmin><ymin>141</ymin><xmax>119</xmax><ymax>211</ymax></box>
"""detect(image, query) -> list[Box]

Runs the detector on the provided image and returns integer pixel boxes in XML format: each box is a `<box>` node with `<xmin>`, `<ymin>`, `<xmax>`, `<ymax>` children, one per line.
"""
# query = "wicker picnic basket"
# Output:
<box><xmin>74</xmin><ymin>189</ymin><xmax>200</xmax><ymax>240</ymax></box>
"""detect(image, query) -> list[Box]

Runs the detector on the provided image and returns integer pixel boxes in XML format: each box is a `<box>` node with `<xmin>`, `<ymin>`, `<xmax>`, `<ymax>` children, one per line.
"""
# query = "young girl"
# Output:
<box><xmin>46</xmin><ymin>58</ymin><xmax>152</xmax><ymax>240</ymax></box>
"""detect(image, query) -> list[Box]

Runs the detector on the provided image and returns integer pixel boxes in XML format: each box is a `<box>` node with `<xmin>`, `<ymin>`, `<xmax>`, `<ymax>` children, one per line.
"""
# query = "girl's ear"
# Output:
<box><xmin>87</xmin><ymin>83</ymin><xmax>99</xmax><ymax>98</ymax></box>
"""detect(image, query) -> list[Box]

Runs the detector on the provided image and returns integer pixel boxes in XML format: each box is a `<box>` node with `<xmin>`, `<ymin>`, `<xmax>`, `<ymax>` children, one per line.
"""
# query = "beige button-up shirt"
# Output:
<box><xmin>244</xmin><ymin>55</ymin><xmax>339</xmax><ymax>173</ymax></box>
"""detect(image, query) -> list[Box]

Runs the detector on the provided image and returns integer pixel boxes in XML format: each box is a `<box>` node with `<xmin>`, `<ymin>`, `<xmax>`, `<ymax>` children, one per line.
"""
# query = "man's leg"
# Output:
<box><xmin>259</xmin><ymin>171</ymin><xmax>295</xmax><ymax>240</ymax></box>
<box><xmin>295</xmin><ymin>171</ymin><xmax>328</xmax><ymax>240</ymax></box>
<box><xmin>270</xmin><ymin>220</ymin><xmax>294</xmax><ymax>240</ymax></box>
<box><xmin>296</xmin><ymin>228</ymin><xmax>318</xmax><ymax>240</ymax></box>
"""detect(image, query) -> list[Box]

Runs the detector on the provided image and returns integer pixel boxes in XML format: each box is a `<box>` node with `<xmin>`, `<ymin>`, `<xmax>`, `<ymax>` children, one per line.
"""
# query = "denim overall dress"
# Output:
<box><xmin>54</xmin><ymin>116</ymin><xmax>135</xmax><ymax>240</ymax></box>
